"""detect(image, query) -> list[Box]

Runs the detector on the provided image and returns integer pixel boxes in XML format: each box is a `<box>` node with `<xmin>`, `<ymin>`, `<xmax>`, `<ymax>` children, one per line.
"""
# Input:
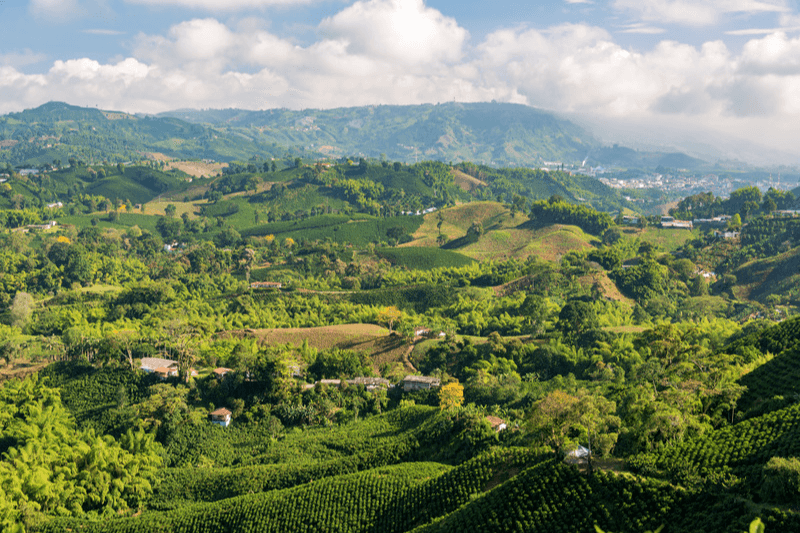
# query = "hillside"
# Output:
<box><xmin>732</xmin><ymin>246</ymin><xmax>800</xmax><ymax>304</ymax></box>
<box><xmin>405</xmin><ymin>202</ymin><xmax>598</xmax><ymax>262</ymax></box>
<box><xmin>0</xmin><ymin>102</ymin><xmax>286</xmax><ymax>166</ymax></box>
<box><xmin>160</xmin><ymin>102</ymin><xmax>599</xmax><ymax>167</ymax></box>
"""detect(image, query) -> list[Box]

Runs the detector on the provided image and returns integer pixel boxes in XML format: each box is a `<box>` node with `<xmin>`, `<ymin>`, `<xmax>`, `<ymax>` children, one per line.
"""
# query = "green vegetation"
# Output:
<box><xmin>1</xmin><ymin>130</ymin><xmax>800</xmax><ymax>533</ymax></box>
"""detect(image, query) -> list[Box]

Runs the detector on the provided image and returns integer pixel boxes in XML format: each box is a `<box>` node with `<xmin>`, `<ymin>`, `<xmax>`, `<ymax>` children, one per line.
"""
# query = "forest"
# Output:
<box><xmin>1</xmin><ymin>149</ymin><xmax>800</xmax><ymax>533</ymax></box>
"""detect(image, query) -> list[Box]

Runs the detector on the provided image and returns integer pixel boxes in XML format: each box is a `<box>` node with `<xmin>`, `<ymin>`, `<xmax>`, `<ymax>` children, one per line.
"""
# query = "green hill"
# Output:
<box><xmin>731</xmin><ymin>245</ymin><xmax>800</xmax><ymax>305</ymax></box>
<box><xmin>160</xmin><ymin>102</ymin><xmax>599</xmax><ymax>167</ymax></box>
<box><xmin>0</xmin><ymin>102</ymin><xmax>285</xmax><ymax>166</ymax></box>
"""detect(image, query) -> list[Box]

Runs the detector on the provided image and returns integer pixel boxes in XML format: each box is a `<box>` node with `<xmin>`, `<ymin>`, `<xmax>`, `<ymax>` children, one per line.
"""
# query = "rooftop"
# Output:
<box><xmin>141</xmin><ymin>357</ymin><xmax>178</xmax><ymax>370</ymax></box>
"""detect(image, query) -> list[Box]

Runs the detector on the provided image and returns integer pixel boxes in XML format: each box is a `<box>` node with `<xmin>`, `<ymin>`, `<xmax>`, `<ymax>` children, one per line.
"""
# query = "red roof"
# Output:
<box><xmin>210</xmin><ymin>408</ymin><xmax>232</xmax><ymax>416</ymax></box>
<box><xmin>486</xmin><ymin>416</ymin><xmax>506</xmax><ymax>428</ymax></box>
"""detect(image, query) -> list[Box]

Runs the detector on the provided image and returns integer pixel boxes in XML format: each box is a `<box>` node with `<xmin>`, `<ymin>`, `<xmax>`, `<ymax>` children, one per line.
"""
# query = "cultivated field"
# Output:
<box><xmin>228</xmin><ymin>324</ymin><xmax>414</xmax><ymax>373</ymax></box>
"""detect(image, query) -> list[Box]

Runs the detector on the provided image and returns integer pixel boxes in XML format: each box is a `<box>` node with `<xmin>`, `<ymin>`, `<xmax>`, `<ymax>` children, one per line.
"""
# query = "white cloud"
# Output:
<box><xmin>617</xmin><ymin>23</ymin><xmax>666</xmax><ymax>34</ymax></box>
<box><xmin>83</xmin><ymin>29</ymin><xmax>126</xmax><ymax>35</ymax></box>
<box><xmin>318</xmin><ymin>0</ymin><xmax>468</xmax><ymax>66</ymax></box>
<box><xmin>613</xmin><ymin>0</ymin><xmax>789</xmax><ymax>26</ymax></box>
<box><xmin>0</xmin><ymin>49</ymin><xmax>48</xmax><ymax>68</ymax></box>
<box><xmin>125</xmin><ymin>0</ymin><xmax>319</xmax><ymax>10</ymax></box>
<box><xmin>30</xmin><ymin>0</ymin><xmax>80</xmax><ymax>18</ymax></box>
<box><xmin>9</xmin><ymin>2</ymin><xmax>800</xmax><ymax>157</ymax></box>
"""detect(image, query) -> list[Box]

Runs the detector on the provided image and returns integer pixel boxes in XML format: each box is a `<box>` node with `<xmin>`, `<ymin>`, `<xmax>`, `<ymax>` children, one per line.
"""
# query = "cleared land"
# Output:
<box><xmin>167</xmin><ymin>160</ymin><xmax>228</xmax><ymax>178</ymax></box>
<box><xmin>225</xmin><ymin>324</ymin><xmax>414</xmax><ymax>373</ymax></box>
<box><xmin>634</xmin><ymin>226</ymin><xmax>699</xmax><ymax>253</ymax></box>
<box><xmin>733</xmin><ymin>246</ymin><xmax>800</xmax><ymax>303</ymax></box>
<box><xmin>407</xmin><ymin>202</ymin><xmax>598</xmax><ymax>262</ymax></box>
<box><xmin>451</xmin><ymin>168</ymin><xmax>487</xmax><ymax>192</ymax></box>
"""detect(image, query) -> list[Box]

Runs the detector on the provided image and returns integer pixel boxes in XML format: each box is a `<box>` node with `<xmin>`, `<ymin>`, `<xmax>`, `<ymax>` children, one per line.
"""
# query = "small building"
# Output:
<box><xmin>693</xmin><ymin>216</ymin><xmax>731</xmax><ymax>227</ymax></box>
<box><xmin>141</xmin><ymin>357</ymin><xmax>179</xmax><ymax>374</ymax></box>
<box><xmin>566</xmin><ymin>445</ymin><xmax>590</xmax><ymax>460</ymax></box>
<box><xmin>621</xmin><ymin>215</ymin><xmax>640</xmax><ymax>226</ymax></box>
<box><xmin>210</xmin><ymin>408</ymin><xmax>232</xmax><ymax>427</ymax></box>
<box><xmin>714</xmin><ymin>230</ymin><xmax>740</xmax><ymax>239</ymax></box>
<box><xmin>485</xmin><ymin>416</ymin><xmax>508</xmax><ymax>432</ymax></box>
<box><xmin>250</xmin><ymin>281</ymin><xmax>282</xmax><ymax>290</ymax></box>
<box><xmin>661</xmin><ymin>217</ymin><xmax>693</xmax><ymax>229</ymax></box>
<box><xmin>154</xmin><ymin>366</ymin><xmax>179</xmax><ymax>379</ymax></box>
<box><xmin>402</xmin><ymin>375</ymin><xmax>441</xmax><ymax>392</ymax></box>
<box><xmin>214</xmin><ymin>367</ymin><xmax>234</xmax><ymax>379</ymax></box>
<box><xmin>347</xmin><ymin>377</ymin><xmax>391</xmax><ymax>391</ymax></box>
<box><xmin>318</xmin><ymin>379</ymin><xmax>342</xmax><ymax>387</ymax></box>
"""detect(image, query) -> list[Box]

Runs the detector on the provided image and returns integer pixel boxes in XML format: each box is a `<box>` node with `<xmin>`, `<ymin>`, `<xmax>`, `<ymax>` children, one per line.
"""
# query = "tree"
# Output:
<box><xmin>762</xmin><ymin>196</ymin><xmax>777</xmax><ymax>214</ymax></box>
<box><xmin>729</xmin><ymin>213</ymin><xmax>742</xmax><ymax>229</ymax></box>
<box><xmin>466</xmin><ymin>221</ymin><xmax>484</xmax><ymax>242</ymax></box>
<box><xmin>760</xmin><ymin>457</ymin><xmax>800</xmax><ymax>504</ymax></box>
<box><xmin>439</xmin><ymin>381</ymin><xmax>464</xmax><ymax>410</ymax></box>
<box><xmin>556</xmin><ymin>300</ymin><xmax>598</xmax><ymax>343</ymax></box>
<box><xmin>527</xmin><ymin>390</ymin><xmax>580</xmax><ymax>455</ymax></box>
<box><xmin>689</xmin><ymin>275</ymin><xmax>709</xmax><ymax>297</ymax></box>
<box><xmin>164</xmin><ymin>204</ymin><xmax>177</xmax><ymax>218</ymax></box>
<box><xmin>378</xmin><ymin>306</ymin><xmax>402</xmax><ymax>331</ymax></box>
<box><xmin>601</xmin><ymin>227</ymin><xmax>623</xmax><ymax>246</ymax></box>
<box><xmin>64</xmin><ymin>245</ymin><xmax>93</xmax><ymax>286</ymax></box>
<box><xmin>156</xmin><ymin>216</ymin><xmax>182</xmax><ymax>241</ymax></box>
<box><xmin>9</xmin><ymin>292</ymin><xmax>34</xmax><ymax>329</ymax></box>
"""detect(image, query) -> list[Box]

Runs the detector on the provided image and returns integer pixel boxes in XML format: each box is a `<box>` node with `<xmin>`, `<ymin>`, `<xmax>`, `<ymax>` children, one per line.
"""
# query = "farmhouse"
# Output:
<box><xmin>485</xmin><ymin>416</ymin><xmax>508</xmax><ymax>432</ymax></box>
<box><xmin>348</xmin><ymin>377</ymin><xmax>391</xmax><ymax>391</ymax></box>
<box><xmin>140</xmin><ymin>357</ymin><xmax>179</xmax><ymax>375</ymax></box>
<box><xmin>250</xmin><ymin>281</ymin><xmax>282</xmax><ymax>290</ymax></box>
<box><xmin>661</xmin><ymin>216</ymin><xmax>693</xmax><ymax>229</ymax></box>
<box><xmin>210</xmin><ymin>408</ymin><xmax>232</xmax><ymax>427</ymax></box>
<box><xmin>214</xmin><ymin>367</ymin><xmax>233</xmax><ymax>378</ymax></box>
<box><xmin>402</xmin><ymin>375</ymin><xmax>441</xmax><ymax>391</ymax></box>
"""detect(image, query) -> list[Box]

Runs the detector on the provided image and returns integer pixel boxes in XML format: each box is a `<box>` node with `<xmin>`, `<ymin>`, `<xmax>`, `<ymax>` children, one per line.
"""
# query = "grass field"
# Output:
<box><xmin>243</xmin><ymin>214</ymin><xmax>424</xmax><ymax>247</ymax></box>
<box><xmin>451</xmin><ymin>168</ymin><xmax>487</xmax><ymax>192</ymax></box>
<box><xmin>407</xmin><ymin>202</ymin><xmax>598</xmax><ymax>262</ymax></box>
<box><xmin>144</xmin><ymin>200</ymin><xmax>204</xmax><ymax>218</ymax></box>
<box><xmin>733</xmin><ymin>246</ymin><xmax>800</xmax><ymax>304</ymax></box>
<box><xmin>226</xmin><ymin>324</ymin><xmax>414</xmax><ymax>374</ymax></box>
<box><xmin>166</xmin><ymin>160</ymin><xmax>228</xmax><ymax>177</ymax></box>
<box><xmin>58</xmin><ymin>212</ymin><xmax>161</xmax><ymax>233</ymax></box>
<box><xmin>631</xmin><ymin>226</ymin><xmax>699</xmax><ymax>252</ymax></box>
<box><xmin>376</xmin><ymin>247</ymin><xmax>476</xmax><ymax>270</ymax></box>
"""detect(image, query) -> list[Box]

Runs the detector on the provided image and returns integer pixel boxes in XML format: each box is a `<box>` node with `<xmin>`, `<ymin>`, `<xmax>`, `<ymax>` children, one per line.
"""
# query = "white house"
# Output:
<box><xmin>210</xmin><ymin>408</ymin><xmax>232</xmax><ymax>427</ymax></box>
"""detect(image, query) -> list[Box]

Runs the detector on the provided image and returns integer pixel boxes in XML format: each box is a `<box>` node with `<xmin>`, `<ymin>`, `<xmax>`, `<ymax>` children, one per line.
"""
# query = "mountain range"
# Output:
<box><xmin>0</xmin><ymin>101</ymin><xmax>724</xmax><ymax>171</ymax></box>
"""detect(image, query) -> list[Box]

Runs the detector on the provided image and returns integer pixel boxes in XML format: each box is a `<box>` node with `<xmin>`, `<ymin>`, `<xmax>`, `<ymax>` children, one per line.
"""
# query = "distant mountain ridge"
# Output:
<box><xmin>0</xmin><ymin>101</ymin><xmax>710</xmax><ymax>171</ymax></box>
<box><xmin>158</xmin><ymin>102</ymin><xmax>599</xmax><ymax>167</ymax></box>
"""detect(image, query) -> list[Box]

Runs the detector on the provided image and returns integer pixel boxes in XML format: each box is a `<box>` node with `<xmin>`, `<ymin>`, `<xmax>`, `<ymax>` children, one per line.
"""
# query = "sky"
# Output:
<box><xmin>2</xmin><ymin>0</ymin><xmax>800</xmax><ymax>160</ymax></box>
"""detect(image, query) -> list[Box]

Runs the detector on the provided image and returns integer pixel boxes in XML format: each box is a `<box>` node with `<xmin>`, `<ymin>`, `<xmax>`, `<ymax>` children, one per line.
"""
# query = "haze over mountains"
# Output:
<box><xmin>1</xmin><ymin>101</ymin><xmax>796</xmax><ymax>173</ymax></box>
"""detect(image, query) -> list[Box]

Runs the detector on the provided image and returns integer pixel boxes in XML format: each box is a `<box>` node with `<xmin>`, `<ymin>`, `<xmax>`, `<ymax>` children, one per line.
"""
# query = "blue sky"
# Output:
<box><xmin>2</xmin><ymin>0</ymin><xmax>800</xmax><ymax>159</ymax></box>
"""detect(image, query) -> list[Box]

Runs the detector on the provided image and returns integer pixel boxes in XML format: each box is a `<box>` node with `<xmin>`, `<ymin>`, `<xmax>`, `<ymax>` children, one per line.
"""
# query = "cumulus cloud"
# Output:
<box><xmin>8</xmin><ymin>1</ymin><xmax>800</xmax><ymax>155</ymax></box>
<box><xmin>318</xmin><ymin>0</ymin><xmax>467</xmax><ymax>66</ymax></box>
<box><xmin>125</xmin><ymin>0</ymin><xmax>319</xmax><ymax>10</ymax></box>
<box><xmin>473</xmin><ymin>23</ymin><xmax>736</xmax><ymax>117</ymax></box>
<box><xmin>613</xmin><ymin>0</ymin><xmax>789</xmax><ymax>26</ymax></box>
<box><xmin>0</xmin><ymin>49</ymin><xmax>48</xmax><ymax>68</ymax></box>
<box><xmin>30</xmin><ymin>0</ymin><xmax>81</xmax><ymax>19</ymax></box>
